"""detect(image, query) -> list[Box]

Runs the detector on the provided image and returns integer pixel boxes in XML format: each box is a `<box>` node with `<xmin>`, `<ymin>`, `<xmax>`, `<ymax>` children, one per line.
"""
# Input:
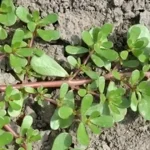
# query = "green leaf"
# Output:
<box><xmin>58</xmin><ymin>106</ymin><xmax>73</xmax><ymax>119</ymax></box>
<box><xmin>83</xmin><ymin>69</ymin><xmax>99</xmax><ymax>80</ymax></box>
<box><xmin>32</xmin><ymin>10</ymin><xmax>40</xmax><ymax>22</ymax></box>
<box><xmin>0</xmin><ymin>12</ymin><xmax>16</xmax><ymax>26</ymax></box>
<box><xmin>123</xmin><ymin>60</ymin><xmax>139</xmax><ymax>68</ymax></box>
<box><xmin>50</xmin><ymin>109</ymin><xmax>60</xmax><ymax>130</ymax></box>
<box><xmin>100</xmin><ymin>23</ymin><xmax>113</xmax><ymax>36</ymax></box>
<box><xmin>77</xmin><ymin>122</ymin><xmax>89</xmax><ymax>146</ymax></box>
<box><xmin>0</xmin><ymin>26</ymin><xmax>7</xmax><ymax>40</ymax></box>
<box><xmin>138</xmin><ymin>95</ymin><xmax>150</xmax><ymax>120</ymax></box>
<box><xmin>37</xmin><ymin>29</ymin><xmax>60</xmax><ymax>41</ymax></box>
<box><xmin>82</xmin><ymin>31</ymin><xmax>94</xmax><ymax>46</ymax></box>
<box><xmin>127</xmin><ymin>26</ymin><xmax>141</xmax><ymax>42</ymax></box>
<box><xmin>130</xmin><ymin>70</ymin><xmax>140</xmax><ymax>85</ymax></box>
<box><xmin>90</xmin><ymin>115</ymin><xmax>114</xmax><ymax>128</ymax></box>
<box><xmin>91</xmin><ymin>54</ymin><xmax>104</xmax><ymax>67</ymax></box>
<box><xmin>120</xmin><ymin>51</ymin><xmax>128</xmax><ymax>60</ymax></box>
<box><xmin>98</xmin><ymin>50</ymin><xmax>119</xmax><ymax>61</ymax></box>
<box><xmin>0</xmin><ymin>132</ymin><xmax>13</xmax><ymax>147</ymax></box>
<box><xmin>67</xmin><ymin>56</ymin><xmax>77</xmax><ymax>67</ymax></box>
<box><xmin>38</xmin><ymin>13</ymin><xmax>58</xmax><ymax>26</ymax></box>
<box><xmin>66</xmin><ymin>46</ymin><xmax>89</xmax><ymax>55</ymax></box>
<box><xmin>81</xmin><ymin>94</ymin><xmax>93</xmax><ymax>115</ymax></box>
<box><xmin>52</xmin><ymin>133</ymin><xmax>72</xmax><ymax>150</ymax></box>
<box><xmin>12</xmin><ymin>29</ymin><xmax>24</xmax><ymax>46</ymax></box>
<box><xmin>111</xmin><ymin>108</ymin><xmax>127</xmax><ymax>122</ymax></box>
<box><xmin>78</xmin><ymin>89</ymin><xmax>87</xmax><ymax>97</ymax></box>
<box><xmin>27</xmin><ymin>22</ymin><xmax>36</xmax><ymax>32</ymax></box>
<box><xmin>60</xmin><ymin>83</ymin><xmax>69</xmax><ymax>99</ymax></box>
<box><xmin>98</xmin><ymin>76</ymin><xmax>105</xmax><ymax>93</ymax></box>
<box><xmin>138</xmin><ymin>81</ymin><xmax>150</xmax><ymax>96</ymax></box>
<box><xmin>130</xmin><ymin>92</ymin><xmax>138</xmax><ymax>112</ymax></box>
<box><xmin>112</xmin><ymin>70</ymin><xmax>121</xmax><ymax>80</ymax></box>
<box><xmin>31</xmin><ymin>53</ymin><xmax>68</xmax><ymax>77</ymax></box>
<box><xmin>88</xmin><ymin>122</ymin><xmax>101</xmax><ymax>134</ymax></box>
<box><xmin>33</xmin><ymin>48</ymin><xmax>44</xmax><ymax>57</ymax></box>
<box><xmin>9</xmin><ymin>54</ymin><xmax>27</xmax><ymax>68</ymax></box>
<box><xmin>101</xmin><ymin>41</ymin><xmax>113</xmax><ymax>49</ymax></box>
<box><xmin>24</xmin><ymin>87</ymin><xmax>36</xmax><ymax>94</ymax></box>
<box><xmin>16</xmin><ymin>48</ymin><xmax>33</xmax><ymax>57</ymax></box>
<box><xmin>16</xmin><ymin>6</ymin><xmax>32</xmax><ymax>23</ymax></box>
<box><xmin>4</xmin><ymin>44</ymin><xmax>12</xmax><ymax>53</ymax></box>
<box><xmin>20</xmin><ymin>116</ymin><xmax>33</xmax><ymax>136</ymax></box>
<box><xmin>9</xmin><ymin>101</ymin><xmax>21</xmax><ymax>110</ymax></box>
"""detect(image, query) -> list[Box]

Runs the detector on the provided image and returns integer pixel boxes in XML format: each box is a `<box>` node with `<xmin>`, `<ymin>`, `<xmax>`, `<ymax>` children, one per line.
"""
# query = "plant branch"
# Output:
<box><xmin>4</xmin><ymin>125</ymin><xmax>27</xmax><ymax>149</ymax></box>
<box><xmin>43</xmin><ymin>96</ymin><xmax>57</xmax><ymax>105</ymax></box>
<box><xmin>0</xmin><ymin>79</ymin><xmax>92</xmax><ymax>92</ymax></box>
<box><xmin>0</xmin><ymin>54</ymin><xmax>6</xmax><ymax>60</ymax></box>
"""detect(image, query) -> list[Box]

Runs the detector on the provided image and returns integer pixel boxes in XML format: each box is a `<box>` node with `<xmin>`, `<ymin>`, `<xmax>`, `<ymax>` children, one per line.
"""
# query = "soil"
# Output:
<box><xmin>1</xmin><ymin>0</ymin><xmax>150</xmax><ymax>149</ymax></box>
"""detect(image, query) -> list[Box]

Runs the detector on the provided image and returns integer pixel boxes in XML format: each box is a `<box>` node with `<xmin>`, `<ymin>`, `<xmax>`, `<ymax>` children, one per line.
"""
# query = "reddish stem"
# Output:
<box><xmin>0</xmin><ymin>79</ymin><xmax>92</xmax><ymax>92</ymax></box>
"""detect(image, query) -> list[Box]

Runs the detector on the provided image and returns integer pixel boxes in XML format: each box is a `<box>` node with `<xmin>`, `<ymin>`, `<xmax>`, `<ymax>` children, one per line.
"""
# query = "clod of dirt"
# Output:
<box><xmin>113</xmin><ymin>0</ymin><xmax>124</xmax><ymax>7</ymax></box>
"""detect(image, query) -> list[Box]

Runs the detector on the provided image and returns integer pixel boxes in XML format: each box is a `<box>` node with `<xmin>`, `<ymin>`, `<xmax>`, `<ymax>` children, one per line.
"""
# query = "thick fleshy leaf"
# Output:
<box><xmin>50</xmin><ymin>109</ymin><xmax>60</xmax><ymax>130</ymax></box>
<box><xmin>0</xmin><ymin>132</ymin><xmax>13</xmax><ymax>147</ymax></box>
<box><xmin>20</xmin><ymin>116</ymin><xmax>33</xmax><ymax>136</ymax></box>
<box><xmin>138</xmin><ymin>81</ymin><xmax>150</xmax><ymax>96</ymax></box>
<box><xmin>52</xmin><ymin>133</ymin><xmax>72</xmax><ymax>150</ymax></box>
<box><xmin>9</xmin><ymin>54</ymin><xmax>28</xmax><ymax>68</ymax></box>
<box><xmin>60</xmin><ymin>83</ymin><xmax>69</xmax><ymax>99</ymax></box>
<box><xmin>37</xmin><ymin>29</ymin><xmax>60</xmax><ymax>41</ymax></box>
<box><xmin>12</xmin><ymin>29</ymin><xmax>24</xmax><ymax>46</ymax></box>
<box><xmin>58</xmin><ymin>106</ymin><xmax>73</xmax><ymax>119</ymax></box>
<box><xmin>77</xmin><ymin>122</ymin><xmax>89</xmax><ymax>146</ymax></box>
<box><xmin>67</xmin><ymin>56</ymin><xmax>77</xmax><ymax>67</ymax></box>
<box><xmin>0</xmin><ymin>12</ymin><xmax>16</xmax><ymax>26</ymax></box>
<box><xmin>0</xmin><ymin>26</ymin><xmax>7</xmax><ymax>40</ymax></box>
<box><xmin>91</xmin><ymin>54</ymin><xmax>104</xmax><ymax>67</ymax></box>
<box><xmin>98</xmin><ymin>76</ymin><xmax>105</xmax><ymax>93</ymax></box>
<box><xmin>112</xmin><ymin>70</ymin><xmax>121</xmax><ymax>80</ymax></box>
<box><xmin>111</xmin><ymin>108</ymin><xmax>127</xmax><ymax>122</ymax></box>
<box><xmin>123</xmin><ymin>60</ymin><xmax>139</xmax><ymax>68</ymax></box>
<box><xmin>90</xmin><ymin>115</ymin><xmax>113</xmax><ymax>128</ymax></box>
<box><xmin>130</xmin><ymin>70</ymin><xmax>140</xmax><ymax>85</ymax></box>
<box><xmin>38</xmin><ymin>13</ymin><xmax>58</xmax><ymax>26</ymax></box>
<box><xmin>81</xmin><ymin>94</ymin><xmax>93</xmax><ymax>115</ymax></box>
<box><xmin>88</xmin><ymin>122</ymin><xmax>101</xmax><ymax>134</ymax></box>
<box><xmin>82</xmin><ymin>31</ymin><xmax>94</xmax><ymax>46</ymax></box>
<box><xmin>16</xmin><ymin>48</ymin><xmax>33</xmax><ymax>57</ymax></box>
<box><xmin>16</xmin><ymin>6</ymin><xmax>32</xmax><ymax>23</ymax></box>
<box><xmin>130</xmin><ymin>92</ymin><xmax>138</xmax><ymax>112</ymax></box>
<box><xmin>27</xmin><ymin>22</ymin><xmax>36</xmax><ymax>32</ymax></box>
<box><xmin>98</xmin><ymin>50</ymin><xmax>119</xmax><ymax>61</ymax></box>
<box><xmin>66</xmin><ymin>46</ymin><xmax>89</xmax><ymax>55</ymax></box>
<box><xmin>120</xmin><ymin>51</ymin><xmax>128</xmax><ymax>60</ymax></box>
<box><xmin>78</xmin><ymin>89</ymin><xmax>87</xmax><ymax>97</ymax></box>
<box><xmin>31</xmin><ymin>53</ymin><xmax>68</xmax><ymax>77</ymax></box>
<box><xmin>138</xmin><ymin>96</ymin><xmax>150</xmax><ymax>120</ymax></box>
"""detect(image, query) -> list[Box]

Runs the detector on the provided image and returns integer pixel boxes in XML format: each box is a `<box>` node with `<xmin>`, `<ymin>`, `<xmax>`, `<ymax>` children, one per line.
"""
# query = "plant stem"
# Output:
<box><xmin>0</xmin><ymin>54</ymin><xmax>6</xmax><ymax>59</ymax></box>
<box><xmin>44</xmin><ymin>96</ymin><xmax>57</xmax><ymax>105</ymax></box>
<box><xmin>4</xmin><ymin>125</ymin><xmax>27</xmax><ymax>150</ymax></box>
<box><xmin>0</xmin><ymin>71</ymin><xmax>150</xmax><ymax>91</ymax></box>
<box><xmin>70</xmin><ymin>50</ymin><xmax>94</xmax><ymax>80</ymax></box>
<box><xmin>0</xmin><ymin>79</ymin><xmax>92</xmax><ymax>91</ymax></box>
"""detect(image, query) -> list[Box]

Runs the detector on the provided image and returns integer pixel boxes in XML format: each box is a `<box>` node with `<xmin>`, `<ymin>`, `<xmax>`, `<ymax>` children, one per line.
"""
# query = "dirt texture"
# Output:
<box><xmin>1</xmin><ymin>0</ymin><xmax>150</xmax><ymax>149</ymax></box>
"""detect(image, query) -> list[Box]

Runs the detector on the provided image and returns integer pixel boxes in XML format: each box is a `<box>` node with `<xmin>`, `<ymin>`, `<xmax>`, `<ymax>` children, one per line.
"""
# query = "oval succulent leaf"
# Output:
<box><xmin>77</xmin><ymin>122</ymin><xmax>89</xmax><ymax>146</ymax></box>
<box><xmin>37</xmin><ymin>29</ymin><xmax>60</xmax><ymax>41</ymax></box>
<box><xmin>66</xmin><ymin>46</ymin><xmax>89</xmax><ymax>55</ymax></box>
<box><xmin>58</xmin><ymin>106</ymin><xmax>73</xmax><ymax>119</ymax></box>
<box><xmin>52</xmin><ymin>133</ymin><xmax>72</xmax><ymax>150</ymax></box>
<box><xmin>31</xmin><ymin>53</ymin><xmax>68</xmax><ymax>77</ymax></box>
<box><xmin>16</xmin><ymin>6</ymin><xmax>32</xmax><ymax>23</ymax></box>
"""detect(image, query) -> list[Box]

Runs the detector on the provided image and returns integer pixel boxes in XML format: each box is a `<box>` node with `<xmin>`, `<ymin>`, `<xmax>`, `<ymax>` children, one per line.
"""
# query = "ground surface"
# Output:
<box><xmin>2</xmin><ymin>0</ymin><xmax>150</xmax><ymax>149</ymax></box>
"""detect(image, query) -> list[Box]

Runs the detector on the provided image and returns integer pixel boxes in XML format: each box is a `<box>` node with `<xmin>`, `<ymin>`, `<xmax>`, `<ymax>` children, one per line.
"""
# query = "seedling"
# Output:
<box><xmin>0</xmin><ymin>0</ymin><xmax>150</xmax><ymax>150</ymax></box>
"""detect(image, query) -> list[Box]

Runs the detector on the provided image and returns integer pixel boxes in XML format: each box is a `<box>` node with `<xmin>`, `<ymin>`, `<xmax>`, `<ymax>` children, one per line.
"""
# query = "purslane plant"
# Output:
<box><xmin>1</xmin><ymin>0</ymin><xmax>150</xmax><ymax>150</ymax></box>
